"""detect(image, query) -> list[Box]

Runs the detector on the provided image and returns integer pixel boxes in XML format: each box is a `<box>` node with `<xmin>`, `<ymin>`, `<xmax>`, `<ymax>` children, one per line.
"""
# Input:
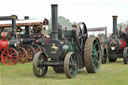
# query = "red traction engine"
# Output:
<box><xmin>107</xmin><ymin>16</ymin><xmax>128</xmax><ymax>64</ymax></box>
<box><xmin>0</xmin><ymin>15</ymin><xmax>27</xmax><ymax>65</ymax></box>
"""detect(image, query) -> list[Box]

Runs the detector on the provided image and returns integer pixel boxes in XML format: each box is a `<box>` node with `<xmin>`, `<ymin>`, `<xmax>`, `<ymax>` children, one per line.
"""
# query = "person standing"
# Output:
<box><xmin>42</xmin><ymin>18</ymin><xmax>49</xmax><ymax>35</ymax></box>
<box><xmin>125</xmin><ymin>25</ymin><xmax>128</xmax><ymax>33</ymax></box>
<box><xmin>72</xmin><ymin>24</ymin><xmax>77</xmax><ymax>41</ymax></box>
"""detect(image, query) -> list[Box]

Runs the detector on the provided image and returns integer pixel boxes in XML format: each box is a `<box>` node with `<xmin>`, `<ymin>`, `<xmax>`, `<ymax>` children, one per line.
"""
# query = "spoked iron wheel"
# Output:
<box><xmin>1</xmin><ymin>47</ymin><xmax>18</xmax><ymax>65</ymax></box>
<box><xmin>33</xmin><ymin>44</ymin><xmax>42</xmax><ymax>53</ymax></box>
<box><xmin>76</xmin><ymin>22</ymin><xmax>88</xmax><ymax>51</ymax></box>
<box><xmin>84</xmin><ymin>37</ymin><xmax>101</xmax><ymax>73</ymax></box>
<box><xmin>18</xmin><ymin>47</ymin><xmax>27</xmax><ymax>64</ymax></box>
<box><xmin>101</xmin><ymin>48</ymin><xmax>108</xmax><ymax>64</ymax></box>
<box><xmin>123</xmin><ymin>47</ymin><xmax>128</xmax><ymax>64</ymax></box>
<box><xmin>64</xmin><ymin>52</ymin><xmax>78</xmax><ymax>79</ymax></box>
<box><xmin>33</xmin><ymin>52</ymin><xmax>48</xmax><ymax>77</ymax></box>
<box><xmin>22</xmin><ymin>44</ymin><xmax>36</xmax><ymax>61</ymax></box>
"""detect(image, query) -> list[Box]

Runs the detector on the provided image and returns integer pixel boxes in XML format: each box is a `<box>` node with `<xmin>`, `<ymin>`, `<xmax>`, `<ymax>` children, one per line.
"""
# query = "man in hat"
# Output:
<box><xmin>72</xmin><ymin>24</ymin><xmax>77</xmax><ymax>41</ymax></box>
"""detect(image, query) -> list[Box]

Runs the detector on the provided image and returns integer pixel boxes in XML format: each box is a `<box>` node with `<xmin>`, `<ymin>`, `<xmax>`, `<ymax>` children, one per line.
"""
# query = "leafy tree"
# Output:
<box><xmin>47</xmin><ymin>16</ymin><xmax>77</xmax><ymax>34</ymax></box>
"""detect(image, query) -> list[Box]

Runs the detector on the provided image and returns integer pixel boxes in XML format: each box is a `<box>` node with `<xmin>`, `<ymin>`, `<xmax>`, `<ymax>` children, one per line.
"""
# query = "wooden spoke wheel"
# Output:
<box><xmin>18</xmin><ymin>47</ymin><xmax>27</xmax><ymax>64</ymax></box>
<box><xmin>33</xmin><ymin>44</ymin><xmax>42</xmax><ymax>53</ymax></box>
<box><xmin>64</xmin><ymin>52</ymin><xmax>78</xmax><ymax>79</ymax></box>
<box><xmin>1</xmin><ymin>47</ymin><xmax>18</xmax><ymax>65</ymax></box>
<box><xmin>76</xmin><ymin>22</ymin><xmax>88</xmax><ymax>51</ymax></box>
<box><xmin>123</xmin><ymin>47</ymin><xmax>128</xmax><ymax>64</ymax></box>
<box><xmin>33</xmin><ymin>52</ymin><xmax>48</xmax><ymax>77</ymax></box>
<box><xmin>22</xmin><ymin>44</ymin><xmax>36</xmax><ymax>61</ymax></box>
<box><xmin>84</xmin><ymin>37</ymin><xmax>102</xmax><ymax>73</ymax></box>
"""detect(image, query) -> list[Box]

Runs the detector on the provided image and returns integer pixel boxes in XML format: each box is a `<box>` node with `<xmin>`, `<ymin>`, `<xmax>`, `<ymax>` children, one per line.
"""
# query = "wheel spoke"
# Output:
<box><xmin>7</xmin><ymin>50</ymin><xmax>9</xmax><ymax>55</ymax></box>
<box><xmin>11</xmin><ymin>52</ymin><xmax>16</xmax><ymax>56</ymax></box>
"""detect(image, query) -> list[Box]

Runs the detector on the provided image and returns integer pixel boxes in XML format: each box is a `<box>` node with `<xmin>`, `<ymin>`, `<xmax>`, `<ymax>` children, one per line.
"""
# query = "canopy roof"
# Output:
<box><xmin>0</xmin><ymin>19</ymin><xmax>44</xmax><ymax>27</ymax></box>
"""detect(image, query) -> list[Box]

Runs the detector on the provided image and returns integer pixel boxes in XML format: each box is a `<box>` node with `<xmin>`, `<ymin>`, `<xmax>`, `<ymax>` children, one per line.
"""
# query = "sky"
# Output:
<box><xmin>0</xmin><ymin>0</ymin><xmax>128</xmax><ymax>34</ymax></box>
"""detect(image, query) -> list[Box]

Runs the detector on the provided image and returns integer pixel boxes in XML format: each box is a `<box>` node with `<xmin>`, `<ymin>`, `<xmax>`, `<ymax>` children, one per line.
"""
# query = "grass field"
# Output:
<box><xmin>0</xmin><ymin>59</ymin><xmax>128</xmax><ymax>85</ymax></box>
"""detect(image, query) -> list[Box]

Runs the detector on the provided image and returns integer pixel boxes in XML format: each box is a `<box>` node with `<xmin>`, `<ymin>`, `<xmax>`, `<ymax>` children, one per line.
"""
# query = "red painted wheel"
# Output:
<box><xmin>1</xmin><ymin>48</ymin><xmax>18</xmax><ymax>65</ymax></box>
<box><xmin>22</xmin><ymin>44</ymin><xmax>36</xmax><ymax>61</ymax></box>
<box><xmin>33</xmin><ymin>44</ymin><xmax>42</xmax><ymax>53</ymax></box>
<box><xmin>18</xmin><ymin>47</ymin><xmax>27</xmax><ymax>64</ymax></box>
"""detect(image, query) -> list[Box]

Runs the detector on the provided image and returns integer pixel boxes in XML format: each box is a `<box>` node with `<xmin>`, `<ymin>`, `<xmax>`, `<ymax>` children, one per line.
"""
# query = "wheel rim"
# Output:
<box><xmin>102</xmin><ymin>49</ymin><xmax>107</xmax><ymax>64</ymax></box>
<box><xmin>23</xmin><ymin>45</ymin><xmax>35</xmax><ymax>61</ymax></box>
<box><xmin>92</xmin><ymin>39</ymin><xmax>101</xmax><ymax>71</ymax></box>
<box><xmin>19</xmin><ymin>47</ymin><xmax>27</xmax><ymax>64</ymax></box>
<box><xmin>123</xmin><ymin>47</ymin><xmax>128</xmax><ymax>64</ymax></box>
<box><xmin>76</xmin><ymin>22</ymin><xmax>88</xmax><ymax>51</ymax></box>
<box><xmin>84</xmin><ymin>37</ymin><xmax>101</xmax><ymax>73</ymax></box>
<box><xmin>33</xmin><ymin>52</ymin><xmax>48</xmax><ymax>77</ymax></box>
<box><xmin>1</xmin><ymin>48</ymin><xmax>18</xmax><ymax>65</ymax></box>
<box><xmin>33</xmin><ymin>44</ymin><xmax>41</xmax><ymax>53</ymax></box>
<box><xmin>64</xmin><ymin>52</ymin><xmax>78</xmax><ymax>78</ymax></box>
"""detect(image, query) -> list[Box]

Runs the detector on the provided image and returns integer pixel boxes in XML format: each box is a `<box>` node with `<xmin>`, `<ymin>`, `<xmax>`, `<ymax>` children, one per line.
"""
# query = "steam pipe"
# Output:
<box><xmin>51</xmin><ymin>4</ymin><xmax>58</xmax><ymax>40</ymax></box>
<box><xmin>105</xmin><ymin>27</ymin><xmax>107</xmax><ymax>40</ymax></box>
<box><xmin>11</xmin><ymin>15</ymin><xmax>17</xmax><ymax>35</ymax></box>
<box><xmin>112</xmin><ymin>16</ymin><xmax>118</xmax><ymax>35</ymax></box>
<box><xmin>0</xmin><ymin>16</ymin><xmax>17</xmax><ymax>21</ymax></box>
<box><xmin>24</xmin><ymin>16</ymin><xmax>29</xmax><ymax>37</ymax></box>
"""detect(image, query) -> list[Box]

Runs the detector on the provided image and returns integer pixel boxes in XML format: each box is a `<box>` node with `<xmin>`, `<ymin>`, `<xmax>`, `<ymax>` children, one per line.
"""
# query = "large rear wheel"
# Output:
<box><xmin>84</xmin><ymin>37</ymin><xmax>101</xmax><ymax>73</ymax></box>
<box><xmin>64</xmin><ymin>52</ymin><xmax>78</xmax><ymax>79</ymax></box>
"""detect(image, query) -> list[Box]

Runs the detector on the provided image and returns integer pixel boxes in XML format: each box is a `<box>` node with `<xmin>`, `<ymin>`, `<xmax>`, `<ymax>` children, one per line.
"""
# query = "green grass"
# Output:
<box><xmin>0</xmin><ymin>59</ymin><xmax>128</xmax><ymax>85</ymax></box>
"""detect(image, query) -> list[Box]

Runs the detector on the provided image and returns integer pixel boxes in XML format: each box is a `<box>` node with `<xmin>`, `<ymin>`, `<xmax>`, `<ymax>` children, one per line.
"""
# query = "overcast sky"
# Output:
<box><xmin>0</xmin><ymin>0</ymin><xmax>128</xmax><ymax>33</ymax></box>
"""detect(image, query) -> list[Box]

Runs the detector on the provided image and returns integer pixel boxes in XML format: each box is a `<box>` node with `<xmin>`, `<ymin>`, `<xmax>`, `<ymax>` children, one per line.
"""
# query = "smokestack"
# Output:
<box><xmin>112</xmin><ymin>16</ymin><xmax>118</xmax><ymax>35</ymax></box>
<box><xmin>24</xmin><ymin>16</ymin><xmax>29</xmax><ymax>20</ymax></box>
<box><xmin>11</xmin><ymin>15</ymin><xmax>17</xmax><ymax>34</ymax></box>
<box><xmin>51</xmin><ymin>4</ymin><xmax>58</xmax><ymax>40</ymax></box>
<box><xmin>105</xmin><ymin>27</ymin><xmax>107</xmax><ymax>40</ymax></box>
<box><xmin>24</xmin><ymin>16</ymin><xmax>29</xmax><ymax>37</ymax></box>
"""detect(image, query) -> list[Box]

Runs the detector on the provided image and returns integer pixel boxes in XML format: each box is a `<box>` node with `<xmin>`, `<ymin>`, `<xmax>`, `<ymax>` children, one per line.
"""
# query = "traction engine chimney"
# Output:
<box><xmin>51</xmin><ymin>4</ymin><xmax>58</xmax><ymax>40</ymax></box>
<box><xmin>112</xmin><ymin>16</ymin><xmax>118</xmax><ymax>35</ymax></box>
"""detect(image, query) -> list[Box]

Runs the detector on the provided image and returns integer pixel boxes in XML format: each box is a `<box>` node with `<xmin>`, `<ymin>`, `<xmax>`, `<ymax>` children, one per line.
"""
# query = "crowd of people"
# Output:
<box><xmin>119</xmin><ymin>25</ymin><xmax>128</xmax><ymax>33</ymax></box>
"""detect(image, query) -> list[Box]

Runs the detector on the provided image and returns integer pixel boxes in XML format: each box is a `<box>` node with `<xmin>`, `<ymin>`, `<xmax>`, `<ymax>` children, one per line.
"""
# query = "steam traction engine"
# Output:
<box><xmin>0</xmin><ymin>15</ymin><xmax>27</xmax><ymax>65</ymax></box>
<box><xmin>18</xmin><ymin>17</ymin><xmax>50</xmax><ymax>61</ymax></box>
<box><xmin>33</xmin><ymin>4</ymin><xmax>102</xmax><ymax>78</ymax></box>
<box><xmin>107</xmin><ymin>16</ymin><xmax>128</xmax><ymax>64</ymax></box>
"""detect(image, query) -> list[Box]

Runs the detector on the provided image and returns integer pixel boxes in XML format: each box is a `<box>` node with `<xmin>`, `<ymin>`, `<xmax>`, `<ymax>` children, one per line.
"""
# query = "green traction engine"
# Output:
<box><xmin>33</xmin><ymin>4</ymin><xmax>102</xmax><ymax>79</ymax></box>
